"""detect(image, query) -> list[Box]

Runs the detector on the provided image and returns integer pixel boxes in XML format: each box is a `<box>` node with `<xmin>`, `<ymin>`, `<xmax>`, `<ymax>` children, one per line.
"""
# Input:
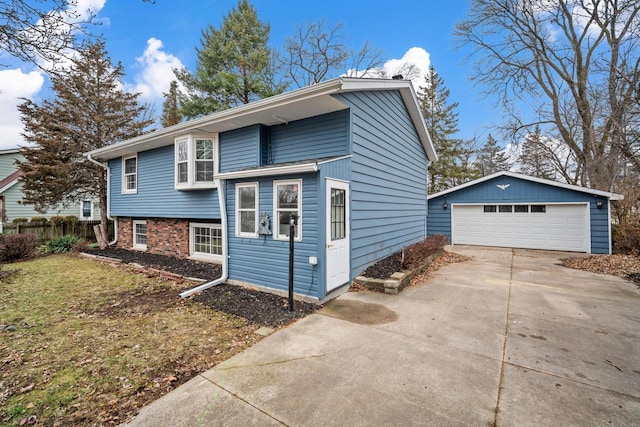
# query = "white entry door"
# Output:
<box><xmin>326</xmin><ymin>179</ymin><xmax>350</xmax><ymax>292</ymax></box>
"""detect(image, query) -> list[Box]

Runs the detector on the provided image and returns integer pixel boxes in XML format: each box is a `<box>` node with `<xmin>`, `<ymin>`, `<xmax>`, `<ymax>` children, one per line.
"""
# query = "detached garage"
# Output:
<box><xmin>427</xmin><ymin>171</ymin><xmax>624</xmax><ymax>254</ymax></box>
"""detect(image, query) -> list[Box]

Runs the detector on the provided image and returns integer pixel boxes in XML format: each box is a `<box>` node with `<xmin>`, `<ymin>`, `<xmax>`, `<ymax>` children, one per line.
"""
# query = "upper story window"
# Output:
<box><xmin>274</xmin><ymin>179</ymin><xmax>302</xmax><ymax>241</ymax></box>
<box><xmin>175</xmin><ymin>134</ymin><xmax>218</xmax><ymax>190</ymax></box>
<box><xmin>236</xmin><ymin>182</ymin><xmax>258</xmax><ymax>238</ymax></box>
<box><xmin>122</xmin><ymin>155</ymin><xmax>137</xmax><ymax>194</ymax></box>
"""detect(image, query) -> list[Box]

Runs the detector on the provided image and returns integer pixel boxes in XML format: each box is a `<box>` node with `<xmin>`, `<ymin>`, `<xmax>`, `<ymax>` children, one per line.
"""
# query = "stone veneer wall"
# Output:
<box><xmin>117</xmin><ymin>217</ymin><xmax>190</xmax><ymax>259</ymax></box>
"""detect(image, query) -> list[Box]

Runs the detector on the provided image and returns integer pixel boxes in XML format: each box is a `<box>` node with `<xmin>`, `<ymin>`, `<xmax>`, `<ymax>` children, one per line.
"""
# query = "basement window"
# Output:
<box><xmin>190</xmin><ymin>223</ymin><xmax>223</xmax><ymax>261</ymax></box>
<box><xmin>133</xmin><ymin>220</ymin><xmax>147</xmax><ymax>250</ymax></box>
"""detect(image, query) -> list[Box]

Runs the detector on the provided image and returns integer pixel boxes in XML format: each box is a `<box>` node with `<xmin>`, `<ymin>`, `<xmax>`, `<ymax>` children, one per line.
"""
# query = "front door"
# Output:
<box><xmin>326</xmin><ymin>179</ymin><xmax>350</xmax><ymax>292</ymax></box>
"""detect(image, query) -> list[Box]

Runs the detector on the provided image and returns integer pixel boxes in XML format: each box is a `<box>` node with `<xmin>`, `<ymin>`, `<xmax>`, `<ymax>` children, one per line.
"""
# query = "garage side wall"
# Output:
<box><xmin>426</xmin><ymin>176</ymin><xmax>612</xmax><ymax>254</ymax></box>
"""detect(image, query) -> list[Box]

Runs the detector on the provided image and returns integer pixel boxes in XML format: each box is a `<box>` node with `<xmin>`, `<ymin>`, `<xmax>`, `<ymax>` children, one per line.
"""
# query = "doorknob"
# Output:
<box><xmin>327</xmin><ymin>244</ymin><xmax>334</xmax><ymax>248</ymax></box>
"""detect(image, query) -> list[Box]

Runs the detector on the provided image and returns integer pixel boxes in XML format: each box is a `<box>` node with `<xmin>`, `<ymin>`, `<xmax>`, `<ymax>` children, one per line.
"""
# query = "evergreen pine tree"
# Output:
<box><xmin>419</xmin><ymin>66</ymin><xmax>477</xmax><ymax>192</ymax></box>
<box><xmin>476</xmin><ymin>134</ymin><xmax>511</xmax><ymax>176</ymax></box>
<box><xmin>518</xmin><ymin>126</ymin><xmax>555</xmax><ymax>179</ymax></box>
<box><xmin>17</xmin><ymin>41</ymin><xmax>152</xmax><ymax>246</ymax></box>
<box><xmin>161</xmin><ymin>80</ymin><xmax>182</xmax><ymax>127</ymax></box>
<box><xmin>175</xmin><ymin>0</ymin><xmax>282</xmax><ymax>118</ymax></box>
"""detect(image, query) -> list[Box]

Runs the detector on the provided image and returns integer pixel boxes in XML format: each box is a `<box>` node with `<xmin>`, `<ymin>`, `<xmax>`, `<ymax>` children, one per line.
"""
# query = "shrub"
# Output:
<box><xmin>40</xmin><ymin>235</ymin><xmax>82</xmax><ymax>254</ymax></box>
<box><xmin>0</xmin><ymin>234</ymin><xmax>38</xmax><ymax>262</ymax></box>
<box><xmin>401</xmin><ymin>235</ymin><xmax>448</xmax><ymax>269</ymax></box>
<box><xmin>30</xmin><ymin>216</ymin><xmax>48</xmax><ymax>224</ymax></box>
<box><xmin>64</xmin><ymin>215</ymin><xmax>79</xmax><ymax>224</ymax></box>
<box><xmin>12</xmin><ymin>217</ymin><xmax>28</xmax><ymax>224</ymax></box>
<box><xmin>50</xmin><ymin>216</ymin><xmax>65</xmax><ymax>226</ymax></box>
<box><xmin>613</xmin><ymin>213</ymin><xmax>640</xmax><ymax>254</ymax></box>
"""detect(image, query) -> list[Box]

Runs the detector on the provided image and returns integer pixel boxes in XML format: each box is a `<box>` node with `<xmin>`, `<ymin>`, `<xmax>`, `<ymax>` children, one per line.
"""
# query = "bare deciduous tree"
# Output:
<box><xmin>283</xmin><ymin>20</ymin><xmax>384</xmax><ymax>87</ymax></box>
<box><xmin>456</xmin><ymin>0</ymin><xmax>640</xmax><ymax>191</ymax></box>
<box><xmin>0</xmin><ymin>0</ymin><xmax>95</xmax><ymax>69</ymax></box>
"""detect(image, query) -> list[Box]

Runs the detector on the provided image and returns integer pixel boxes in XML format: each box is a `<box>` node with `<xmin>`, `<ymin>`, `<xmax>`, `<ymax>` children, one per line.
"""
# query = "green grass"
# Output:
<box><xmin>0</xmin><ymin>255</ymin><xmax>260</xmax><ymax>426</ymax></box>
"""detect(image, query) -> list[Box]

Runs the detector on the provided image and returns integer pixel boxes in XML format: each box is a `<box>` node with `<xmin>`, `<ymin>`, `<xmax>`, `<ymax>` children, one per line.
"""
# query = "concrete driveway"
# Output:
<box><xmin>126</xmin><ymin>246</ymin><xmax>640</xmax><ymax>426</ymax></box>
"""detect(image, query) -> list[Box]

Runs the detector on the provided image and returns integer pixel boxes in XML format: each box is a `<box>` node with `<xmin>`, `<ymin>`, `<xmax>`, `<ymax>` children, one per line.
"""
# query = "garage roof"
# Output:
<box><xmin>428</xmin><ymin>171</ymin><xmax>624</xmax><ymax>201</ymax></box>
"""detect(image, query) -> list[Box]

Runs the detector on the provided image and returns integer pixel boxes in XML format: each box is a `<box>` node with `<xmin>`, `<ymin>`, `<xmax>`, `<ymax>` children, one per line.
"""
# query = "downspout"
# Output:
<box><xmin>85</xmin><ymin>153</ymin><xmax>118</xmax><ymax>246</ymax></box>
<box><xmin>180</xmin><ymin>178</ymin><xmax>228</xmax><ymax>298</ymax></box>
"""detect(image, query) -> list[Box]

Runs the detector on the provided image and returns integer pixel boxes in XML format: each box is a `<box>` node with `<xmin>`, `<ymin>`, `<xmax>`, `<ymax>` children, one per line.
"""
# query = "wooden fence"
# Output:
<box><xmin>1</xmin><ymin>220</ymin><xmax>115</xmax><ymax>242</ymax></box>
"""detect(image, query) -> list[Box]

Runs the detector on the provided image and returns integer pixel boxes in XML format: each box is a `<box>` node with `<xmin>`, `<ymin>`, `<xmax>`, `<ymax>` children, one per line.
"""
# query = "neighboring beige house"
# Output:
<box><xmin>0</xmin><ymin>148</ymin><xmax>99</xmax><ymax>231</ymax></box>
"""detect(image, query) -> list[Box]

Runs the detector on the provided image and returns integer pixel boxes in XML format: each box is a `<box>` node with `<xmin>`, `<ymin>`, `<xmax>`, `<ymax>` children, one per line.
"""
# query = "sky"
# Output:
<box><xmin>0</xmin><ymin>0</ymin><xmax>504</xmax><ymax>151</ymax></box>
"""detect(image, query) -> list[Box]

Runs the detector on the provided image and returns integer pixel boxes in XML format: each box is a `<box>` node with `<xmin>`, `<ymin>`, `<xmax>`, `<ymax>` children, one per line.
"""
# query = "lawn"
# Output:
<box><xmin>0</xmin><ymin>255</ymin><xmax>262</xmax><ymax>426</ymax></box>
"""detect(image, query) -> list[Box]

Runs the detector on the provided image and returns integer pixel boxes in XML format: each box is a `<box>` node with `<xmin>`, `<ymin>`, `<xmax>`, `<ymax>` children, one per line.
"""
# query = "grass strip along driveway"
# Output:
<box><xmin>0</xmin><ymin>255</ymin><xmax>262</xmax><ymax>426</ymax></box>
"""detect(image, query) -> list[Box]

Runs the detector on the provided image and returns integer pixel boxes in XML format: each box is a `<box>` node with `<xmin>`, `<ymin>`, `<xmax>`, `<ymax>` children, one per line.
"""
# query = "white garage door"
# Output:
<box><xmin>452</xmin><ymin>203</ymin><xmax>589</xmax><ymax>252</ymax></box>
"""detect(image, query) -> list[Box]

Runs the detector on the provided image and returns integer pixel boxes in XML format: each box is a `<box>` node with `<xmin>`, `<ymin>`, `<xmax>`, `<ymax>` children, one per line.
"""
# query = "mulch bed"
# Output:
<box><xmin>85</xmin><ymin>247</ymin><xmax>222</xmax><ymax>279</ymax></box>
<box><xmin>84</xmin><ymin>247</ymin><xmax>320</xmax><ymax>327</ymax></box>
<box><xmin>360</xmin><ymin>252</ymin><xmax>403</xmax><ymax>279</ymax></box>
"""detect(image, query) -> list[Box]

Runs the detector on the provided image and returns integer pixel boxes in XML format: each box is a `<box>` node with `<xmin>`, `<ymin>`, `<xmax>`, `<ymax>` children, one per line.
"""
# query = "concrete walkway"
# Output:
<box><xmin>125</xmin><ymin>246</ymin><xmax>640</xmax><ymax>426</ymax></box>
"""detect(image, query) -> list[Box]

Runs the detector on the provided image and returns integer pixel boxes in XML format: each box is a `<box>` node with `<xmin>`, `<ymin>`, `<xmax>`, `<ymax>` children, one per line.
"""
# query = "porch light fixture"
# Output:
<box><xmin>596</xmin><ymin>200</ymin><xmax>603</xmax><ymax>209</ymax></box>
<box><xmin>443</xmin><ymin>200</ymin><xmax>448</xmax><ymax>209</ymax></box>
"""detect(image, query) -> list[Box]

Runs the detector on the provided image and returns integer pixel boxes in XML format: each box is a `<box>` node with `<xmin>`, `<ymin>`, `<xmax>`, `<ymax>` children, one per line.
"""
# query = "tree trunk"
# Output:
<box><xmin>94</xmin><ymin>224</ymin><xmax>107</xmax><ymax>249</ymax></box>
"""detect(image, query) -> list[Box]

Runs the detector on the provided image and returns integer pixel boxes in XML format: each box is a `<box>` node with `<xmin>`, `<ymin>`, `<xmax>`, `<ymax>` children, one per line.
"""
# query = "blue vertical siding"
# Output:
<box><xmin>109</xmin><ymin>145</ymin><xmax>220</xmax><ymax>219</ymax></box>
<box><xmin>270</xmin><ymin>110</ymin><xmax>349</xmax><ymax>163</ymax></box>
<box><xmin>335</xmin><ymin>90</ymin><xmax>428</xmax><ymax>277</ymax></box>
<box><xmin>219</xmin><ymin>125</ymin><xmax>260</xmax><ymax>172</ymax></box>
<box><xmin>426</xmin><ymin>175</ymin><xmax>612</xmax><ymax>254</ymax></box>
<box><xmin>226</xmin><ymin>173</ymin><xmax>321</xmax><ymax>299</ymax></box>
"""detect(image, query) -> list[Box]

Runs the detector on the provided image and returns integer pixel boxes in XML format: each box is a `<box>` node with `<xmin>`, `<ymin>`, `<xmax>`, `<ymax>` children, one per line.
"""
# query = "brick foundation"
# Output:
<box><xmin>117</xmin><ymin>217</ymin><xmax>191</xmax><ymax>259</ymax></box>
<box><xmin>117</xmin><ymin>217</ymin><xmax>133</xmax><ymax>249</ymax></box>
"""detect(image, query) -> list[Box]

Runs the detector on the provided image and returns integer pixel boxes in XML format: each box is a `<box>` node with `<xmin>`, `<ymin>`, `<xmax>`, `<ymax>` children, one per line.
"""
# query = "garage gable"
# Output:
<box><xmin>427</xmin><ymin>172</ymin><xmax>623</xmax><ymax>254</ymax></box>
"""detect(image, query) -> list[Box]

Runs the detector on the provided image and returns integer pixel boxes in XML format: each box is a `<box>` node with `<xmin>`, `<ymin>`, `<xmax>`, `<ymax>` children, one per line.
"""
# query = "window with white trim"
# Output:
<box><xmin>133</xmin><ymin>220</ymin><xmax>147</xmax><ymax>250</ymax></box>
<box><xmin>274</xmin><ymin>179</ymin><xmax>302</xmax><ymax>241</ymax></box>
<box><xmin>80</xmin><ymin>200</ymin><xmax>93</xmax><ymax>220</ymax></box>
<box><xmin>174</xmin><ymin>134</ymin><xmax>218</xmax><ymax>190</ymax></box>
<box><xmin>236</xmin><ymin>182</ymin><xmax>258</xmax><ymax>237</ymax></box>
<box><xmin>122</xmin><ymin>155</ymin><xmax>137</xmax><ymax>193</ymax></box>
<box><xmin>190</xmin><ymin>223</ymin><xmax>223</xmax><ymax>261</ymax></box>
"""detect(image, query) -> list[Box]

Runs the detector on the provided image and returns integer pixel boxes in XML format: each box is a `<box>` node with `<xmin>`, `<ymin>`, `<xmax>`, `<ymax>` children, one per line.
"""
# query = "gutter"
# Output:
<box><xmin>179</xmin><ymin>178</ymin><xmax>228</xmax><ymax>298</ymax></box>
<box><xmin>85</xmin><ymin>153</ymin><xmax>118</xmax><ymax>246</ymax></box>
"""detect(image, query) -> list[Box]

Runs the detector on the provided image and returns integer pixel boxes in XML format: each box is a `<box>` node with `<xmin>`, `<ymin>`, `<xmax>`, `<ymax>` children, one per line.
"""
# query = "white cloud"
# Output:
<box><xmin>0</xmin><ymin>69</ymin><xmax>45</xmax><ymax>149</ymax></box>
<box><xmin>34</xmin><ymin>0</ymin><xmax>107</xmax><ymax>71</ymax></box>
<box><xmin>132</xmin><ymin>38</ymin><xmax>184</xmax><ymax>104</ymax></box>
<box><xmin>357</xmin><ymin>47</ymin><xmax>431</xmax><ymax>92</ymax></box>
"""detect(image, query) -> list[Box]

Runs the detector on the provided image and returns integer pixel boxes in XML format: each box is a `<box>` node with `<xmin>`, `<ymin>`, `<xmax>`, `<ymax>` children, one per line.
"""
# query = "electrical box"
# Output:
<box><xmin>308</xmin><ymin>256</ymin><xmax>318</xmax><ymax>265</ymax></box>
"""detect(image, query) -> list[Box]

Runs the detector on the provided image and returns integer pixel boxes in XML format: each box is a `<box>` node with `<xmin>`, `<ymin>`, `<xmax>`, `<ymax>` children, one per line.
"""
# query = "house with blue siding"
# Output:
<box><xmin>427</xmin><ymin>171</ymin><xmax>623</xmax><ymax>254</ymax></box>
<box><xmin>86</xmin><ymin>78</ymin><xmax>437</xmax><ymax>301</ymax></box>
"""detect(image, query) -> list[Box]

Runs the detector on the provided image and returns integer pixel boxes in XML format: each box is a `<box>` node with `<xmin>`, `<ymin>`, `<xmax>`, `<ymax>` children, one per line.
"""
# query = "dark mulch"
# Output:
<box><xmin>83</xmin><ymin>247</ymin><xmax>319</xmax><ymax>327</ymax></box>
<box><xmin>85</xmin><ymin>247</ymin><xmax>221</xmax><ymax>279</ymax></box>
<box><xmin>361</xmin><ymin>252</ymin><xmax>402</xmax><ymax>279</ymax></box>
<box><xmin>193</xmin><ymin>285</ymin><xmax>320</xmax><ymax>328</ymax></box>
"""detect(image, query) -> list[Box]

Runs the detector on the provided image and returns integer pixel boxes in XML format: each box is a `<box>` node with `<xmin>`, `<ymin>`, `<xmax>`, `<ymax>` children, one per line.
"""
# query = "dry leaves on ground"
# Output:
<box><xmin>564</xmin><ymin>253</ymin><xmax>640</xmax><ymax>283</ymax></box>
<box><xmin>409</xmin><ymin>251</ymin><xmax>472</xmax><ymax>287</ymax></box>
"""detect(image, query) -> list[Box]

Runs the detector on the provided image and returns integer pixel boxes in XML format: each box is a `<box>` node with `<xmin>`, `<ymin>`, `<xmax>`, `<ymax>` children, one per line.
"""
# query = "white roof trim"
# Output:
<box><xmin>428</xmin><ymin>171</ymin><xmax>624</xmax><ymax>200</ymax></box>
<box><xmin>85</xmin><ymin>77</ymin><xmax>436</xmax><ymax>162</ymax></box>
<box><xmin>0</xmin><ymin>177</ymin><xmax>20</xmax><ymax>194</ymax></box>
<box><xmin>216</xmin><ymin>162</ymin><xmax>318</xmax><ymax>180</ymax></box>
